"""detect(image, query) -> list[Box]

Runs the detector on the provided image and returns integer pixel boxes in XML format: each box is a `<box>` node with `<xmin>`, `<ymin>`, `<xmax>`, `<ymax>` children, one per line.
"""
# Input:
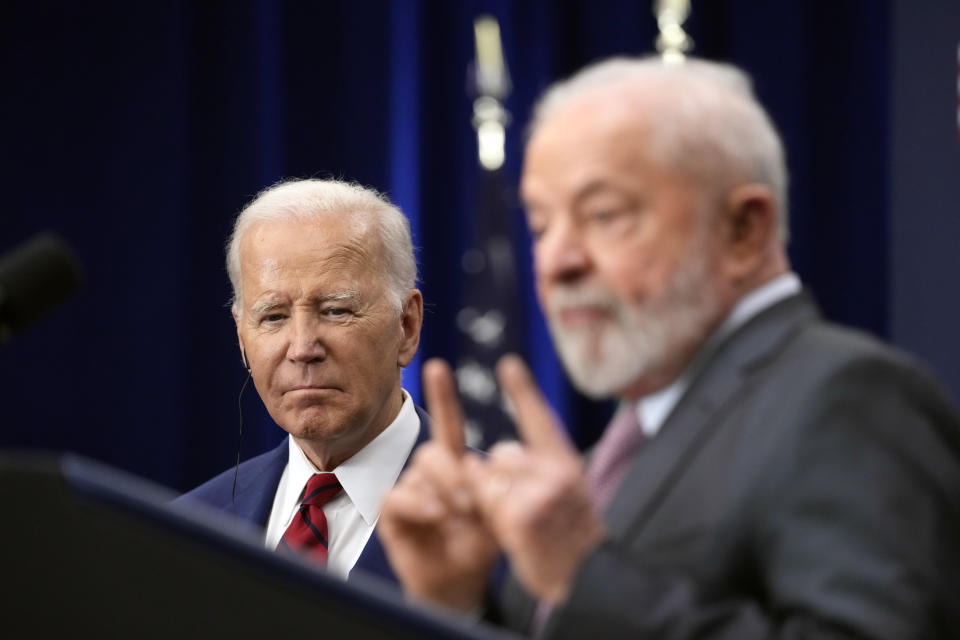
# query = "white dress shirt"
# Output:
<box><xmin>263</xmin><ymin>390</ymin><xmax>420</xmax><ymax>579</ymax></box>
<box><xmin>637</xmin><ymin>273</ymin><xmax>802</xmax><ymax>437</ymax></box>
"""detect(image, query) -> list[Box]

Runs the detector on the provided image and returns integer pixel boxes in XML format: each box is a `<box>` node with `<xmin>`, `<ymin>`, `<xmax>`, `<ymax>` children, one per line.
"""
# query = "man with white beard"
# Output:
<box><xmin>544</xmin><ymin>221</ymin><xmax>720</xmax><ymax>399</ymax></box>
<box><xmin>377</xmin><ymin>56</ymin><xmax>960</xmax><ymax>639</ymax></box>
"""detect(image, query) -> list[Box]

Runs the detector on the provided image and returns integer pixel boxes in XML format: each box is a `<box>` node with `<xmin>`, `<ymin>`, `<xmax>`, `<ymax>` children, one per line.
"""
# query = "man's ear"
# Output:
<box><xmin>397</xmin><ymin>289</ymin><xmax>424</xmax><ymax>368</ymax></box>
<box><xmin>232</xmin><ymin>305</ymin><xmax>248</xmax><ymax>370</ymax></box>
<box><xmin>719</xmin><ymin>183</ymin><xmax>780</xmax><ymax>284</ymax></box>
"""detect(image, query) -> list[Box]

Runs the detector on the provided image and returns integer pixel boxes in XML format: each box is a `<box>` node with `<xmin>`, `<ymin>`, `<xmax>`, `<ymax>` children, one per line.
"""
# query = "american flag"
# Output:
<box><xmin>455</xmin><ymin>16</ymin><xmax>521</xmax><ymax>449</ymax></box>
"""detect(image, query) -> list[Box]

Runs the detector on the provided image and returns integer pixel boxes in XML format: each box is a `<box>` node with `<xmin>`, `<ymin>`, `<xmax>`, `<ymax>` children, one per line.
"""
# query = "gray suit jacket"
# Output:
<box><xmin>498</xmin><ymin>293</ymin><xmax>960</xmax><ymax>639</ymax></box>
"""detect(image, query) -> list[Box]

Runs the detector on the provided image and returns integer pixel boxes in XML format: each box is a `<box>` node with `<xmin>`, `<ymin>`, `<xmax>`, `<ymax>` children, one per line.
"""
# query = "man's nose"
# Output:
<box><xmin>536</xmin><ymin>219</ymin><xmax>591</xmax><ymax>284</ymax></box>
<box><xmin>286</xmin><ymin>314</ymin><xmax>327</xmax><ymax>363</ymax></box>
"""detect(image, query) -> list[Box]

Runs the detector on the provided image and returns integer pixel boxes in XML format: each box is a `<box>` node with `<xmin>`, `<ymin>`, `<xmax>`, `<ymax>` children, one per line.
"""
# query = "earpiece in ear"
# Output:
<box><xmin>241</xmin><ymin>348</ymin><xmax>251</xmax><ymax>371</ymax></box>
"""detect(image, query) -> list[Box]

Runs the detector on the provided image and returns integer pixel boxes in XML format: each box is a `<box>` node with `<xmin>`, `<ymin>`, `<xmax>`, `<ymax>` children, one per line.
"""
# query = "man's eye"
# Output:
<box><xmin>587</xmin><ymin>207</ymin><xmax>638</xmax><ymax>233</ymax></box>
<box><xmin>589</xmin><ymin>209</ymin><xmax>617</xmax><ymax>223</ymax></box>
<box><xmin>324</xmin><ymin>307</ymin><xmax>350</xmax><ymax>317</ymax></box>
<box><xmin>262</xmin><ymin>313</ymin><xmax>286</xmax><ymax>323</ymax></box>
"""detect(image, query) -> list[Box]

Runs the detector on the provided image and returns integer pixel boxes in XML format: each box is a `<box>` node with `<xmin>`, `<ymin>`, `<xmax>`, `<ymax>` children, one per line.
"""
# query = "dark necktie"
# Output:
<box><xmin>531</xmin><ymin>404</ymin><xmax>645</xmax><ymax>635</ymax></box>
<box><xmin>585</xmin><ymin>403</ymin><xmax>646</xmax><ymax>510</ymax></box>
<box><xmin>277</xmin><ymin>472</ymin><xmax>342</xmax><ymax>566</ymax></box>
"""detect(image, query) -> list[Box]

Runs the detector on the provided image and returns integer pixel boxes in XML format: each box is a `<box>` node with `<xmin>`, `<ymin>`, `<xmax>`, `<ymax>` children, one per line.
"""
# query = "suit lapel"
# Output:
<box><xmin>233</xmin><ymin>440</ymin><xmax>288</xmax><ymax>525</ymax></box>
<box><xmin>351</xmin><ymin>529</ymin><xmax>394</xmax><ymax>583</ymax></box>
<box><xmin>605</xmin><ymin>293</ymin><xmax>819</xmax><ymax>539</ymax></box>
<box><xmin>349</xmin><ymin>405</ymin><xmax>432</xmax><ymax>585</ymax></box>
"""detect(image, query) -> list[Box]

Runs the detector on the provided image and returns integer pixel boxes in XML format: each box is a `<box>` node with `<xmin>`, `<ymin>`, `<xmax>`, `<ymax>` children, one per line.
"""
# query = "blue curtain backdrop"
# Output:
<box><xmin>0</xmin><ymin>1</ymin><xmax>952</xmax><ymax>492</ymax></box>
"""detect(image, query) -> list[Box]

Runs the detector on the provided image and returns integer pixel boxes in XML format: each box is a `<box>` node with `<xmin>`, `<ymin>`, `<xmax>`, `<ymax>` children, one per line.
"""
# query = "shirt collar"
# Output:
<box><xmin>285</xmin><ymin>390</ymin><xmax>420</xmax><ymax>525</ymax></box>
<box><xmin>637</xmin><ymin>272</ymin><xmax>802</xmax><ymax>437</ymax></box>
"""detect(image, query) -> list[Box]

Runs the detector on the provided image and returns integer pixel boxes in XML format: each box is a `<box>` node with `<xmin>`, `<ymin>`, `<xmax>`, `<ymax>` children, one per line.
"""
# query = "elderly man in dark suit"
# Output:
<box><xmin>177</xmin><ymin>178</ymin><xmax>426</xmax><ymax>584</ymax></box>
<box><xmin>377</xmin><ymin>56</ymin><xmax>960</xmax><ymax>638</ymax></box>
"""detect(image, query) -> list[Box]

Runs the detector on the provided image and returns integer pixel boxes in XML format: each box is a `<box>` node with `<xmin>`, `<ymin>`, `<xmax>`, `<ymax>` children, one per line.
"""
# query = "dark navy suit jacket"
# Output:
<box><xmin>174</xmin><ymin>404</ymin><xmax>432</xmax><ymax>586</ymax></box>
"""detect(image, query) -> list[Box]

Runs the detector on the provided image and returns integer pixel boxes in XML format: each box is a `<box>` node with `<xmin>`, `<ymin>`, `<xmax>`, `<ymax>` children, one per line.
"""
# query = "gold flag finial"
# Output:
<box><xmin>654</xmin><ymin>0</ymin><xmax>693</xmax><ymax>64</ymax></box>
<box><xmin>471</xmin><ymin>15</ymin><xmax>512</xmax><ymax>171</ymax></box>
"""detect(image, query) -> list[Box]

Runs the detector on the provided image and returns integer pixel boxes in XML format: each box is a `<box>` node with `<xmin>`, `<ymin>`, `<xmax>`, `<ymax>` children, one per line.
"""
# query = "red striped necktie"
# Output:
<box><xmin>277</xmin><ymin>472</ymin><xmax>342</xmax><ymax>566</ymax></box>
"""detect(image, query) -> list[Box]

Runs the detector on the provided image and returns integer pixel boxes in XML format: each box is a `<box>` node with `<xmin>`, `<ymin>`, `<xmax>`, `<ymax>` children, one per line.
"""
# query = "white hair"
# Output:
<box><xmin>226</xmin><ymin>178</ymin><xmax>417</xmax><ymax>314</ymax></box>
<box><xmin>530</xmin><ymin>55</ymin><xmax>790</xmax><ymax>241</ymax></box>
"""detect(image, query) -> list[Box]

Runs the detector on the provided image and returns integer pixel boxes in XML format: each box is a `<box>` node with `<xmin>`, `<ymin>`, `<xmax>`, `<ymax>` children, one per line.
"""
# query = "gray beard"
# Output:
<box><xmin>546</xmin><ymin>248</ymin><xmax>721</xmax><ymax>399</ymax></box>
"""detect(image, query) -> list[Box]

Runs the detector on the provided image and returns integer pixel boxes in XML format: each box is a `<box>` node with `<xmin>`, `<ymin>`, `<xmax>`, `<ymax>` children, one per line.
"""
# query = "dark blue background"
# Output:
<box><xmin>2</xmin><ymin>0</ymin><xmax>957</xmax><ymax>493</ymax></box>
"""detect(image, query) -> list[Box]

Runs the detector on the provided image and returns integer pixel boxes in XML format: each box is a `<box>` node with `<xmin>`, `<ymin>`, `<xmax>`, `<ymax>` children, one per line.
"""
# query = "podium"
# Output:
<box><xmin>0</xmin><ymin>452</ymin><xmax>519</xmax><ymax>638</ymax></box>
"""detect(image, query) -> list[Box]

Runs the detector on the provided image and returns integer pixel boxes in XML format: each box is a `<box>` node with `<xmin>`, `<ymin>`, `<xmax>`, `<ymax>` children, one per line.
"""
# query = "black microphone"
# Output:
<box><xmin>0</xmin><ymin>233</ymin><xmax>84</xmax><ymax>344</ymax></box>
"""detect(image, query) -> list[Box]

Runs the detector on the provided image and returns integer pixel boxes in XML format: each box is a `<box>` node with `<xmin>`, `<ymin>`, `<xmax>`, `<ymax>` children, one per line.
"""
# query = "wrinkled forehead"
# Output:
<box><xmin>522</xmin><ymin>80</ymin><xmax>732</xmax><ymax>205</ymax></box>
<box><xmin>239</xmin><ymin>212</ymin><xmax>384</xmax><ymax>281</ymax></box>
<box><xmin>245</xmin><ymin>208</ymin><xmax>377</xmax><ymax>249</ymax></box>
<box><xmin>522</xmin><ymin>92</ymin><xmax>663</xmax><ymax>191</ymax></box>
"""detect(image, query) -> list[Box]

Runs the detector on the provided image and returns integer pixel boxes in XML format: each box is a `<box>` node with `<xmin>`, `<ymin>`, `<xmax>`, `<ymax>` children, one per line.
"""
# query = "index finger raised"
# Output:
<box><xmin>496</xmin><ymin>354</ymin><xmax>574</xmax><ymax>455</ymax></box>
<box><xmin>422</xmin><ymin>358</ymin><xmax>466</xmax><ymax>454</ymax></box>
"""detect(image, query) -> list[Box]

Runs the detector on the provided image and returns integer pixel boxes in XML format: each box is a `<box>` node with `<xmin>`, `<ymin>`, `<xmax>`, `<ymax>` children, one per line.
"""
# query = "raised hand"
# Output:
<box><xmin>465</xmin><ymin>354</ymin><xmax>605</xmax><ymax>605</ymax></box>
<box><xmin>377</xmin><ymin>359</ymin><xmax>499</xmax><ymax>612</ymax></box>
